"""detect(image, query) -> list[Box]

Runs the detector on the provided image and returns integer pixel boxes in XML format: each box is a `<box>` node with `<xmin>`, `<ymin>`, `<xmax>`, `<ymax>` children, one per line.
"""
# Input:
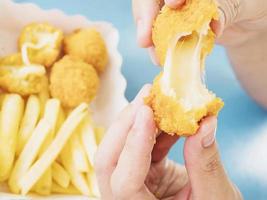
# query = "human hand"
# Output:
<box><xmin>95</xmin><ymin>85</ymin><xmax>242</xmax><ymax>200</ymax></box>
<box><xmin>133</xmin><ymin>0</ymin><xmax>267</xmax><ymax>63</ymax></box>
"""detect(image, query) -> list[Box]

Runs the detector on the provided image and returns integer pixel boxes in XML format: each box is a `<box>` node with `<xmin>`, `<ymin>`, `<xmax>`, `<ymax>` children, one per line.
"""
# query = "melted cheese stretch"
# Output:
<box><xmin>161</xmin><ymin>27</ymin><xmax>214</xmax><ymax>111</ymax></box>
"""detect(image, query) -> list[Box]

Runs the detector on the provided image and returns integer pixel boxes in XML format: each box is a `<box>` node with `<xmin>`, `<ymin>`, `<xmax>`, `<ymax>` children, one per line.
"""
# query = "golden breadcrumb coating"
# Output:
<box><xmin>146</xmin><ymin>74</ymin><xmax>223</xmax><ymax>136</ymax></box>
<box><xmin>0</xmin><ymin>64</ymin><xmax>46</xmax><ymax>96</ymax></box>
<box><xmin>18</xmin><ymin>23</ymin><xmax>63</xmax><ymax>67</ymax></box>
<box><xmin>147</xmin><ymin>0</ymin><xmax>223</xmax><ymax>136</ymax></box>
<box><xmin>49</xmin><ymin>55</ymin><xmax>100</xmax><ymax>108</ymax></box>
<box><xmin>0</xmin><ymin>53</ymin><xmax>23</xmax><ymax>66</ymax></box>
<box><xmin>63</xmin><ymin>28</ymin><xmax>108</xmax><ymax>73</ymax></box>
<box><xmin>153</xmin><ymin>0</ymin><xmax>218</xmax><ymax>66</ymax></box>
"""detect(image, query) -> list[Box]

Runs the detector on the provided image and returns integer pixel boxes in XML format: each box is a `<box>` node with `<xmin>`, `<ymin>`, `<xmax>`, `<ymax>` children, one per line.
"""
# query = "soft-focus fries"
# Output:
<box><xmin>34</xmin><ymin>99</ymin><xmax>61</xmax><ymax>195</ymax></box>
<box><xmin>33</xmin><ymin>169</ymin><xmax>52</xmax><ymax>195</ymax></box>
<box><xmin>8</xmin><ymin>119</ymin><xmax>51</xmax><ymax>193</ymax></box>
<box><xmin>52</xmin><ymin>161</ymin><xmax>70</xmax><ymax>188</ymax></box>
<box><xmin>17</xmin><ymin>95</ymin><xmax>40</xmax><ymax>156</ymax></box>
<box><xmin>71</xmin><ymin>133</ymin><xmax>90</xmax><ymax>172</ymax></box>
<box><xmin>52</xmin><ymin>182</ymin><xmax>81</xmax><ymax>195</ymax></box>
<box><xmin>61</xmin><ymin>142</ymin><xmax>91</xmax><ymax>196</ymax></box>
<box><xmin>80</xmin><ymin>117</ymin><xmax>98</xmax><ymax>166</ymax></box>
<box><xmin>19</xmin><ymin>103</ymin><xmax>88</xmax><ymax>195</ymax></box>
<box><xmin>87</xmin><ymin>171</ymin><xmax>100</xmax><ymax>197</ymax></box>
<box><xmin>0</xmin><ymin>94</ymin><xmax>24</xmax><ymax>181</ymax></box>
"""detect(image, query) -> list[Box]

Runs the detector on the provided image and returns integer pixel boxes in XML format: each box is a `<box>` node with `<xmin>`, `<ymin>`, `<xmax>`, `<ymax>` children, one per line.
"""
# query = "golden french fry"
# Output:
<box><xmin>0</xmin><ymin>94</ymin><xmax>24</xmax><ymax>181</ymax></box>
<box><xmin>80</xmin><ymin>117</ymin><xmax>98</xmax><ymax>167</ymax></box>
<box><xmin>71</xmin><ymin>133</ymin><xmax>90</xmax><ymax>172</ymax></box>
<box><xmin>38</xmin><ymin>77</ymin><xmax>50</xmax><ymax>116</ymax></box>
<box><xmin>52</xmin><ymin>161</ymin><xmax>70</xmax><ymax>188</ymax></box>
<box><xmin>52</xmin><ymin>182</ymin><xmax>81</xmax><ymax>195</ymax></box>
<box><xmin>87</xmin><ymin>171</ymin><xmax>100</xmax><ymax>197</ymax></box>
<box><xmin>34</xmin><ymin>99</ymin><xmax>61</xmax><ymax>192</ymax></box>
<box><xmin>94</xmin><ymin>126</ymin><xmax>105</xmax><ymax>145</ymax></box>
<box><xmin>55</xmin><ymin>108</ymin><xmax>65</xmax><ymax>133</ymax></box>
<box><xmin>17</xmin><ymin>95</ymin><xmax>40</xmax><ymax>156</ymax></box>
<box><xmin>19</xmin><ymin>103</ymin><xmax>88</xmax><ymax>195</ymax></box>
<box><xmin>8</xmin><ymin>119</ymin><xmax>52</xmax><ymax>193</ymax></box>
<box><xmin>61</xmin><ymin>141</ymin><xmax>91</xmax><ymax>196</ymax></box>
<box><xmin>33</xmin><ymin>168</ymin><xmax>52</xmax><ymax>195</ymax></box>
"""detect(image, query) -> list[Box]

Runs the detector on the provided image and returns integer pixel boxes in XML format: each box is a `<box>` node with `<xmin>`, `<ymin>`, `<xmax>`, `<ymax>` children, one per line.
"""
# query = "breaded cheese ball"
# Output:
<box><xmin>0</xmin><ymin>53</ymin><xmax>23</xmax><ymax>66</ymax></box>
<box><xmin>153</xmin><ymin>0</ymin><xmax>218</xmax><ymax>66</ymax></box>
<box><xmin>146</xmin><ymin>0</ymin><xmax>223</xmax><ymax>136</ymax></box>
<box><xmin>0</xmin><ymin>61</ymin><xmax>46</xmax><ymax>96</ymax></box>
<box><xmin>19</xmin><ymin>23</ymin><xmax>63</xmax><ymax>67</ymax></box>
<box><xmin>64</xmin><ymin>28</ymin><xmax>108</xmax><ymax>73</ymax></box>
<box><xmin>49</xmin><ymin>56</ymin><xmax>100</xmax><ymax>108</ymax></box>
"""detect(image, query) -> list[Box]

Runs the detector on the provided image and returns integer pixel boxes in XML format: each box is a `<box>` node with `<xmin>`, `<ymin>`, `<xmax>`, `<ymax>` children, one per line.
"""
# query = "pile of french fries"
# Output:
<box><xmin>0</xmin><ymin>93</ymin><xmax>104</xmax><ymax>197</ymax></box>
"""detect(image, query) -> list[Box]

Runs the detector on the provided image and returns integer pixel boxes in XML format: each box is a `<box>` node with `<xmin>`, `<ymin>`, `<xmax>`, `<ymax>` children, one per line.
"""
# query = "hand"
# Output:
<box><xmin>95</xmin><ymin>85</ymin><xmax>242</xmax><ymax>200</ymax></box>
<box><xmin>132</xmin><ymin>0</ymin><xmax>267</xmax><ymax>63</ymax></box>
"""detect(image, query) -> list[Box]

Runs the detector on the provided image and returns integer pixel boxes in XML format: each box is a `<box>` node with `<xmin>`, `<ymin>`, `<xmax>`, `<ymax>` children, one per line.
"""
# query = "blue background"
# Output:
<box><xmin>14</xmin><ymin>0</ymin><xmax>267</xmax><ymax>199</ymax></box>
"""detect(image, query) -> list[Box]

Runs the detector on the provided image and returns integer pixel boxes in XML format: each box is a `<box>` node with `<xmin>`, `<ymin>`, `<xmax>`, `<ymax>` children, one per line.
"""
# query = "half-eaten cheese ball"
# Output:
<box><xmin>0</xmin><ymin>54</ymin><xmax>46</xmax><ymax>96</ymax></box>
<box><xmin>63</xmin><ymin>28</ymin><xmax>108</xmax><ymax>73</ymax></box>
<box><xmin>19</xmin><ymin>23</ymin><xmax>63</xmax><ymax>67</ymax></box>
<box><xmin>146</xmin><ymin>0</ymin><xmax>224</xmax><ymax>136</ymax></box>
<box><xmin>49</xmin><ymin>55</ymin><xmax>100</xmax><ymax>108</ymax></box>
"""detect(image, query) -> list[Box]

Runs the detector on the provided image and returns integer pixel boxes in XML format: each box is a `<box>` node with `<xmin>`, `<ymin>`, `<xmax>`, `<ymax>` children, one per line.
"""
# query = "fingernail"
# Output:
<box><xmin>201</xmin><ymin>118</ymin><xmax>217</xmax><ymax>148</ymax></box>
<box><xmin>148</xmin><ymin>47</ymin><xmax>159</xmax><ymax>66</ymax></box>
<box><xmin>165</xmin><ymin>0</ymin><xmax>184</xmax><ymax>8</ymax></box>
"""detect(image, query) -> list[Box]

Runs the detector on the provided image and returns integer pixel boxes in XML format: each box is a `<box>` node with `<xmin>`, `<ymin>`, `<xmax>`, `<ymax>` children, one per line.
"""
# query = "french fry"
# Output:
<box><xmin>38</xmin><ymin>77</ymin><xmax>50</xmax><ymax>116</ymax></box>
<box><xmin>87</xmin><ymin>171</ymin><xmax>100</xmax><ymax>197</ymax></box>
<box><xmin>94</xmin><ymin>126</ymin><xmax>105</xmax><ymax>145</ymax></box>
<box><xmin>61</xmin><ymin>141</ymin><xmax>91</xmax><ymax>196</ymax></box>
<box><xmin>33</xmin><ymin>169</ymin><xmax>52</xmax><ymax>195</ymax></box>
<box><xmin>19</xmin><ymin>103</ymin><xmax>88</xmax><ymax>195</ymax></box>
<box><xmin>80</xmin><ymin>117</ymin><xmax>98</xmax><ymax>167</ymax></box>
<box><xmin>71</xmin><ymin>133</ymin><xmax>90</xmax><ymax>172</ymax></box>
<box><xmin>16</xmin><ymin>95</ymin><xmax>40</xmax><ymax>156</ymax></box>
<box><xmin>52</xmin><ymin>182</ymin><xmax>81</xmax><ymax>195</ymax></box>
<box><xmin>52</xmin><ymin>161</ymin><xmax>70</xmax><ymax>188</ymax></box>
<box><xmin>0</xmin><ymin>94</ymin><xmax>24</xmax><ymax>181</ymax></box>
<box><xmin>33</xmin><ymin>99</ymin><xmax>61</xmax><ymax>194</ymax></box>
<box><xmin>8</xmin><ymin>119</ymin><xmax>52</xmax><ymax>193</ymax></box>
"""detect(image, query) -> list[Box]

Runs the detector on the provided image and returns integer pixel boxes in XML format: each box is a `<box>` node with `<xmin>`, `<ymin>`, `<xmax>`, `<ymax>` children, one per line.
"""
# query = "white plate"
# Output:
<box><xmin>0</xmin><ymin>0</ymin><xmax>128</xmax><ymax>199</ymax></box>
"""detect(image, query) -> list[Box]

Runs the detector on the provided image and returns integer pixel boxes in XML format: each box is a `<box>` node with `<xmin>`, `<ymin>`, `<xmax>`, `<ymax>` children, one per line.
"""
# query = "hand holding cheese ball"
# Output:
<box><xmin>133</xmin><ymin>0</ymin><xmax>267</xmax><ymax>108</ymax></box>
<box><xmin>95</xmin><ymin>85</ymin><xmax>242</xmax><ymax>200</ymax></box>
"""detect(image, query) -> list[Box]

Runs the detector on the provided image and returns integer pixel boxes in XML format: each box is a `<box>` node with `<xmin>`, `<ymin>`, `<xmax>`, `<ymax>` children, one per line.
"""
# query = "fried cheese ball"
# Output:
<box><xmin>64</xmin><ymin>28</ymin><xmax>108</xmax><ymax>73</ymax></box>
<box><xmin>146</xmin><ymin>0</ymin><xmax>223</xmax><ymax>136</ymax></box>
<box><xmin>18</xmin><ymin>23</ymin><xmax>63</xmax><ymax>67</ymax></box>
<box><xmin>0</xmin><ymin>53</ymin><xmax>23</xmax><ymax>66</ymax></box>
<box><xmin>0</xmin><ymin>59</ymin><xmax>46</xmax><ymax>96</ymax></box>
<box><xmin>49</xmin><ymin>56</ymin><xmax>100</xmax><ymax>108</ymax></box>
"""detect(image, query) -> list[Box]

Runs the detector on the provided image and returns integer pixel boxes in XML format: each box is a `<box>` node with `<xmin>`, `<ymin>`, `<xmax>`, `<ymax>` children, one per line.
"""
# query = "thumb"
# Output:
<box><xmin>184</xmin><ymin>117</ymin><xmax>239</xmax><ymax>200</ymax></box>
<box><xmin>212</xmin><ymin>0</ymin><xmax>241</xmax><ymax>36</ymax></box>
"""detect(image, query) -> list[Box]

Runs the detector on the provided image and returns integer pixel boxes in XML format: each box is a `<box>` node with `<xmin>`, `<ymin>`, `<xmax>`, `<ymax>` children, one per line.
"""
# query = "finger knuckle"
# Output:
<box><xmin>202</xmin><ymin>152</ymin><xmax>222</xmax><ymax>173</ymax></box>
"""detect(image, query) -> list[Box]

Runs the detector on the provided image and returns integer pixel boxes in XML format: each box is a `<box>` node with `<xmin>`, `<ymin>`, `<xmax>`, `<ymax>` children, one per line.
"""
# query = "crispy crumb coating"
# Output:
<box><xmin>0</xmin><ymin>64</ymin><xmax>46</xmax><ymax>96</ymax></box>
<box><xmin>18</xmin><ymin>23</ymin><xmax>63</xmax><ymax>67</ymax></box>
<box><xmin>49</xmin><ymin>56</ymin><xmax>100</xmax><ymax>108</ymax></box>
<box><xmin>153</xmin><ymin>0</ymin><xmax>218</xmax><ymax>66</ymax></box>
<box><xmin>0</xmin><ymin>53</ymin><xmax>23</xmax><ymax>66</ymax></box>
<box><xmin>146</xmin><ymin>74</ymin><xmax>224</xmax><ymax>136</ymax></box>
<box><xmin>147</xmin><ymin>0</ymin><xmax>223</xmax><ymax>136</ymax></box>
<box><xmin>63</xmin><ymin>28</ymin><xmax>108</xmax><ymax>73</ymax></box>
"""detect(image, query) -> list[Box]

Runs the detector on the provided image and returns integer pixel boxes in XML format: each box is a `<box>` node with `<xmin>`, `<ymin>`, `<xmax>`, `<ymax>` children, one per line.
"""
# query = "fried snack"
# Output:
<box><xmin>19</xmin><ymin>23</ymin><xmax>63</xmax><ymax>67</ymax></box>
<box><xmin>19</xmin><ymin>103</ymin><xmax>88</xmax><ymax>195</ymax></box>
<box><xmin>0</xmin><ymin>62</ymin><xmax>46</xmax><ymax>96</ymax></box>
<box><xmin>0</xmin><ymin>53</ymin><xmax>23</xmax><ymax>66</ymax></box>
<box><xmin>146</xmin><ymin>0</ymin><xmax>223</xmax><ymax>136</ymax></box>
<box><xmin>0</xmin><ymin>94</ymin><xmax>24</xmax><ymax>181</ymax></box>
<box><xmin>16</xmin><ymin>95</ymin><xmax>41</xmax><ymax>156</ymax></box>
<box><xmin>64</xmin><ymin>28</ymin><xmax>108</xmax><ymax>73</ymax></box>
<box><xmin>51</xmin><ymin>182</ymin><xmax>81</xmax><ymax>195</ymax></box>
<box><xmin>49</xmin><ymin>56</ymin><xmax>100</xmax><ymax>108</ymax></box>
<box><xmin>52</xmin><ymin>162</ymin><xmax>70</xmax><ymax>188</ymax></box>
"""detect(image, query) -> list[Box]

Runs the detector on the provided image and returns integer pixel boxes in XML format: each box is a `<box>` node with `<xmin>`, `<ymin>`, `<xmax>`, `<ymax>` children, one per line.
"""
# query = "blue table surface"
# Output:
<box><xmin>14</xmin><ymin>0</ymin><xmax>267</xmax><ymax>199</ymax></box>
